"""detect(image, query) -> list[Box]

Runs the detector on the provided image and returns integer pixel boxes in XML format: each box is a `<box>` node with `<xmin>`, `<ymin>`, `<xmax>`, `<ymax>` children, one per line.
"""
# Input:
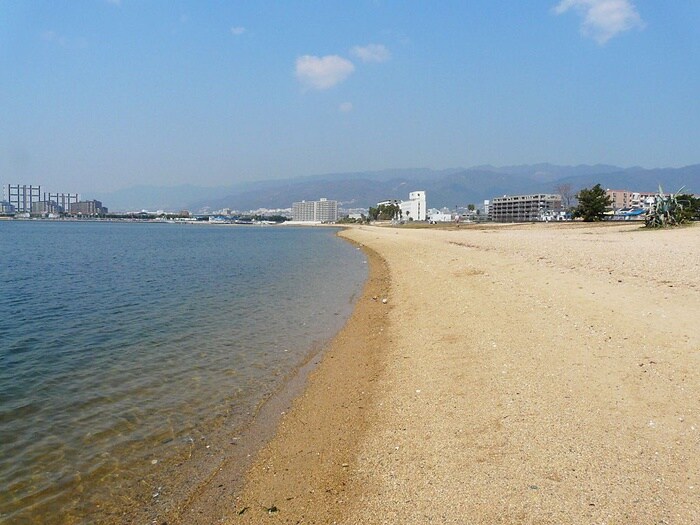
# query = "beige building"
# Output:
<box><xmin>606</xmin><ymin>189</ymin><xmax>656</xmax><ymax>210</ymax></box>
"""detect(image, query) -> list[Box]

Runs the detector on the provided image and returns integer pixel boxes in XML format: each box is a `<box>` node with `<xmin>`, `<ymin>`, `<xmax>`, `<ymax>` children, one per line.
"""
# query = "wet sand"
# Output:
<box><xmin>217</xmin><ymin>222</ymin><xmax>699</xmax><ymax>524</ymax></box>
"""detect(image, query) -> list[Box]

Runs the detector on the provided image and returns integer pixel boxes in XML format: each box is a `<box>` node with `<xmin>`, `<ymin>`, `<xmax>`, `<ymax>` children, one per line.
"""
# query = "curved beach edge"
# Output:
<box><xmin>169</xmin><ymin>225</ymin><xmax>392</xmax><ymax>524</ymax></box>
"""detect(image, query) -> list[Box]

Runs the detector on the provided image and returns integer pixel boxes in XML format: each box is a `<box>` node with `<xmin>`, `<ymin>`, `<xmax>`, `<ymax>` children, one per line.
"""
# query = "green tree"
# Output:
<box><xmin>574</xmin><ymin>184</ymin><xmax>612</xmax><ymax>222</ymax></box>
<box><xmin>369</xmin><ymin>203</ymin><xmax>400</xmax><ymax>221</ymax></box>
<box><xmin>677</xmin><ymin>194</ymin><xmax>700</xmax><ymax>221</ymax></box>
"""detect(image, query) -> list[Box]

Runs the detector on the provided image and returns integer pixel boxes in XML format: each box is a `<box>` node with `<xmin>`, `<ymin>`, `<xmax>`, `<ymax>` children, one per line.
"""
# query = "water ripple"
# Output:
<box><xmin>0</xmin><ymin>221</ymin><xmax>366</xmax><ymax>524</ymax></box>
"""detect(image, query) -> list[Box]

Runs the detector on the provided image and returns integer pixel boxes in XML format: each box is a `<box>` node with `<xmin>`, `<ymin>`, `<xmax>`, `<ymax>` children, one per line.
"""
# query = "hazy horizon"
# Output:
<box><xmin>2</xmin><ymin>1</ymin><xmax>698</xmax><ymax>194</ymax></box>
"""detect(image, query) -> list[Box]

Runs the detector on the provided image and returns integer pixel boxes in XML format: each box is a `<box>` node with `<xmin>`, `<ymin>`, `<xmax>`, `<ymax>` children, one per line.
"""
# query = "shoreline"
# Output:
<box><xmin>0</xmin><ymin>224</ymin><xmax>369</xmax><ymax>525</ymax></box>
<box><xmin>161</xmin><ymin>230</ymin><xmax>391</xmax><ymax>524</ymax></box>
<box><xmin>219</xmin><ymin>222</ymin><xmax>699</xmax><ymax>524</ymax></box>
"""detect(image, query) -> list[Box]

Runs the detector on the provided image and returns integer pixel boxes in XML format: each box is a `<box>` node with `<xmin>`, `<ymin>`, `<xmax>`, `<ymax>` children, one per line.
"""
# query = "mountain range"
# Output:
<box><xmin>93</xmin><ymin>164</ymin><xmax>700</xmax><ymax>212</ymax></box>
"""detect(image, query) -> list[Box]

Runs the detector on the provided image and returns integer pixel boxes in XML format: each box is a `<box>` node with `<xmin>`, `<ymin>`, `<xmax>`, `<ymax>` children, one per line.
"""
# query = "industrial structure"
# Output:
<box><xmin>45</xmin><ymin>192</ymin><xmax>80</xmax><ymax>213</ymax></box>
<box><xmin>4</xmin><ymin>184</ymin><xmax>42</xmax><ymax>213</ymax></box>
<box><xmin>1</xmin><ymin>184</ymin><xmax>112</xmax><ymax>217</ymax></box>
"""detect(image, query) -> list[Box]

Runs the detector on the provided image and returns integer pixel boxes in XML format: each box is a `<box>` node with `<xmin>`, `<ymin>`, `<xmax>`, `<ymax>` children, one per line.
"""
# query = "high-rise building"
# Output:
<box><xmin>292</xmin><ymin>198</ymin><xmax>338</xmax><ymax>222</ymax></box>
<box><xmin>5</xmin><ymin>184</ymin><xmax>41</xmax><ymax>212</ymax></box>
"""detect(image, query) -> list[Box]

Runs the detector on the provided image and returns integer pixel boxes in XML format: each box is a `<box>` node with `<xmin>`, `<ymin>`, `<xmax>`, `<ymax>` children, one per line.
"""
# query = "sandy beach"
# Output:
<box><xmin>189</xmin><ymin>222</ymin><xmax>699</xmax><ymax>524</ymax></box>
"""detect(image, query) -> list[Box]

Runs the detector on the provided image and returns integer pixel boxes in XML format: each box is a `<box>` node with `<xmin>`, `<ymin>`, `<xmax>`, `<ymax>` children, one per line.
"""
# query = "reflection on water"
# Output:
<box><xmin>0</xmin><ymin>221</ymin><xmax>367</xmax><ymax>524</ymax></box>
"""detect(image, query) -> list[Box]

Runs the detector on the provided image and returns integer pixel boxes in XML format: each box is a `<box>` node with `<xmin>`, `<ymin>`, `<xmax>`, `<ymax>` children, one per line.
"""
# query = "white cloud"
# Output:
<box><xmin>554</xmin><ymin>0</ymin><xmax>644</xmax><ymax>44</ymax></box>
<box><xmin>295</xmin><ymin>55</ymin><xmax>355</xmax><ymax>90</ymax></box>
<box><xmin>231</xmin><ymin>26</ymin><xmax>246</xmax><ymax>36</ymax></box>
<box><xmin>106</xmin><ymin>0</ymin><xmax>121</xmax><ymax>6</ymax></box>
<box><xmin>350</xmin><ymin>43</ymin><xmax>391</xmax><ymax>63</ymax></box>
<box><xmin>339</xmin><ymin>102</ymin><xmax>353</xmax><ymax>113</ymax></box>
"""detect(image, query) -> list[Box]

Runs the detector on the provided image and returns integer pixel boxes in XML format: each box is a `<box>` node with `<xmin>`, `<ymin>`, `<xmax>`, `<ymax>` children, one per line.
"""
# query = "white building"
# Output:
<box><xmin>292</xmin><ymin>198</ymin><xmax>338</xmax><ymax>222</ymax></box>
<box><xmin>428</xmin><ymin>208</ymin><xmax>452</xmax><ymax>222</ymax></box>
<box><xmin>400</xmin><ymin>191</ymin><xmax>426</xmax><ymax>221</ymax></box>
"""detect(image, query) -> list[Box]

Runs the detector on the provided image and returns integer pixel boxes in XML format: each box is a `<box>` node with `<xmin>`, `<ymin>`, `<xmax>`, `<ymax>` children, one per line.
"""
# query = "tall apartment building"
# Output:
<box><xmin>490</xmin><ymin>193</ymin><xmax>562</xmax><ymax>222</ymax></box>
<box><xmin>292</xmin><ymin>198</ymin><xmax>338</xmax><ymax>222</ymax></box>
<box><xmin>4</xmin><ymin>184</ymin><xmax>41</xmax><ymax>212</ymax></box>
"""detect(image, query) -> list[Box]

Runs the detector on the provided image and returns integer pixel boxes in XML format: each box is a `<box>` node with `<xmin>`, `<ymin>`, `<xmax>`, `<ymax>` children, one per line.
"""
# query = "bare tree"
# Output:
<box><xmin>554</xmin><ymin>183</ymin><xmax>575</xmax><ymax>209</ymax></box>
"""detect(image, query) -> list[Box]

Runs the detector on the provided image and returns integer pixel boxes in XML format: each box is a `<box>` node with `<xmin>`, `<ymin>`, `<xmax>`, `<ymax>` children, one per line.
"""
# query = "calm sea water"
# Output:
<box><xmin>0</xmin><ymin>221</ymin><xmax>367</xmax><ymax>524</ymax></box>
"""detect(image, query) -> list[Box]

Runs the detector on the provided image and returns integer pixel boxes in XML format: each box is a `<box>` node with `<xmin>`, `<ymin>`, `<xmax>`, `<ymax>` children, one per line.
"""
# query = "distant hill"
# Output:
<box><xmin>91</xmin><ymin>184</ymin><xmax>238</xmax><ymax>212</ymax></box>
<box><xmin>95</xmin><ymin>164</ymin><xmax>700</xmax><ymax>212</ymax></box>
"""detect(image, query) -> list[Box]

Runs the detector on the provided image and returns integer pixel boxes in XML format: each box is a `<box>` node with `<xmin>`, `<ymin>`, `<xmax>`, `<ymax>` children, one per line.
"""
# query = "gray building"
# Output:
<box><xmin>31</xmin><ymin>200</ymin><xmax>63</xmax><ymax>215</ymax></box>
<box><xmin>292</xmin><ymin>198</ymin><xmax>338</xmax><ymax>222</ymax></box>
<box><xmin>490</xmin><ymin>194</ymin><xmax>562</xmax><ymax>222</ymax></box>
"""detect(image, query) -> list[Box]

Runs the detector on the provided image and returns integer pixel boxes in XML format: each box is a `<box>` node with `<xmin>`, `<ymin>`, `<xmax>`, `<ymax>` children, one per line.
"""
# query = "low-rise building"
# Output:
<box><xmin>428</xmin><ymin>208</ymin><xmax>453</xmax><ymax>222</ymax></box>
<box><xmin>0</xmin><ymin>201</ymin><xmax>15</xmax><ymax>214</ymax></box>
<box><xmin>31</xmin><ymin>200</ymin><xmax>63</xmax><ymax>215</ymax></box>
<box><xmin>490</xmin><ymin>193</ymin><xmax>562</xmax><ymax>222</ymax></box>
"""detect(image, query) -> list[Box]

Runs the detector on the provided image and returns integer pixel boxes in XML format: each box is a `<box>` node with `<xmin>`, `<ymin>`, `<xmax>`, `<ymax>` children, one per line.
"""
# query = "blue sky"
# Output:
<box><xmin>1</xmin><ymin>1</ymin><xmax>698</xmax><ymax>193</ymax></box>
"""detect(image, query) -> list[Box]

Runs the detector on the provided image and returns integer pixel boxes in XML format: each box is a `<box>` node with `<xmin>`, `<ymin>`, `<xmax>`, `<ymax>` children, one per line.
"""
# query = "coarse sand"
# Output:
<box><xmin>187</xmin><ymin>222</ymin><xmax>700</xmax><ymax>524</ymax></box>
